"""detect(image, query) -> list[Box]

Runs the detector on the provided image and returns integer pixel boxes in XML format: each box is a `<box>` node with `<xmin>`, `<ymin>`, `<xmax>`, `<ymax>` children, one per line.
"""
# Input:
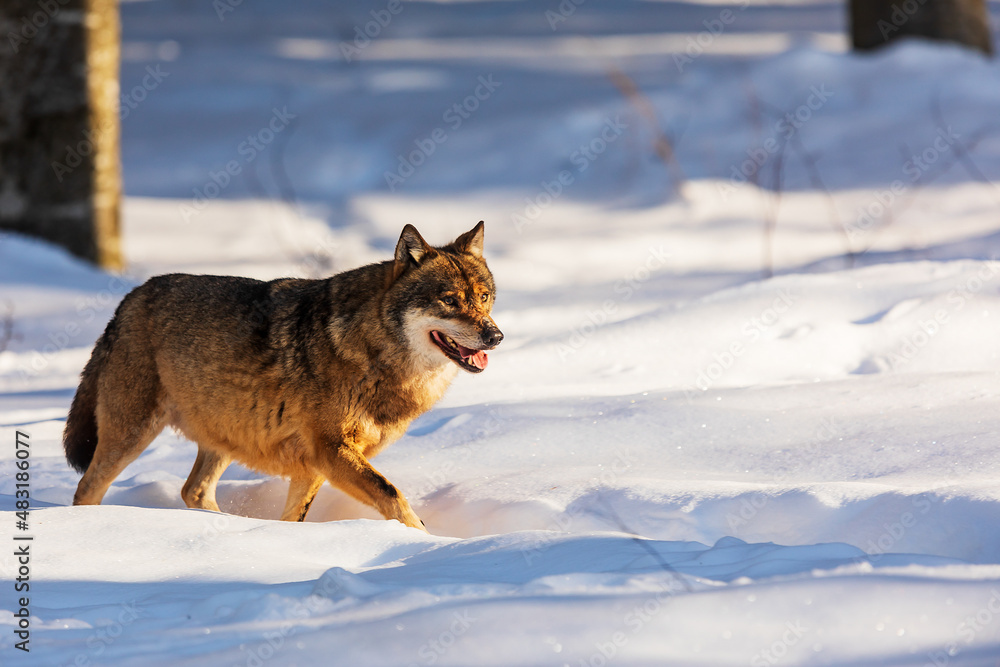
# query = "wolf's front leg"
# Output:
<box><xmin>319</xmin><ymin>442</ymin><xmax>427</xmax><ymax>532</ymax></box>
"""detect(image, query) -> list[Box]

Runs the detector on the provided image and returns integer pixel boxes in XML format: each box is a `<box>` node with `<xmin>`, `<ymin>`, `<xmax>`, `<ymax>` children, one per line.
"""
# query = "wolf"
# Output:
<box><xmin>63</xmin><ymin>222</ymin><xmax>502</xmax><ymax>530</ymax></box>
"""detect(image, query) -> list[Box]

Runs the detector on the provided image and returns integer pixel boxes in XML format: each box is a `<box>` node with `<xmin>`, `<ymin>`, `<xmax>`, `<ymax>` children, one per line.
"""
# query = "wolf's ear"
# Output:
<box><xmin>453</xmin><ymin>221</ymin><xmax>485</xmax><ymax>258</ymax></box>
<box><xmin>394</xmin><ymin>224</ymin><xmax>434</xmax><ymax>272</ymax></box>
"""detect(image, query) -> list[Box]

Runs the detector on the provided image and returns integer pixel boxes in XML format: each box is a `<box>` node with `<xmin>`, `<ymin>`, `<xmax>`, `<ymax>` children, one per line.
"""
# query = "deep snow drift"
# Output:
<box><xmin>4</xmin><ymin>0</ymin><xmax>1000</xmax><ymax>665</ymax></box>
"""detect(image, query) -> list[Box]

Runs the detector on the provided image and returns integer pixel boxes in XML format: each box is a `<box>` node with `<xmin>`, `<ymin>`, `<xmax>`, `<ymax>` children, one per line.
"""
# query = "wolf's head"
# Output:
<box><xmin>387</xmin><ymin>221</ymin><xmax>503</xmax><ymax>374</ymax></box>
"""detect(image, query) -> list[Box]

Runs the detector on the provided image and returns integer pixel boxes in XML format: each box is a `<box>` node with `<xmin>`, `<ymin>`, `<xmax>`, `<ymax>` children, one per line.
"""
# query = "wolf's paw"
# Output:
<box><xmin>395</xmin><ymin>505</ymin><xmax>429</xmax><ymax>533</ymax></box>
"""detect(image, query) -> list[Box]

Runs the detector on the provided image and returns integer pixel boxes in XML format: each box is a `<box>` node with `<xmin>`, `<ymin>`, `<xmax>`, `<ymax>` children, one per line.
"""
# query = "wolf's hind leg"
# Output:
<box><xmin>73</xmin><ymin>401</ymin><xmax>165</xmax><ymax>506</ymax></box>
<box><xmin>181</xmin><ymin>447</ymin><xmax>231</xmax><ymax>512</ymax></box>
<box><xmin>279</xmin><ymin>475</ymin><xmax>324</xmax><ymax>522</ymax></box>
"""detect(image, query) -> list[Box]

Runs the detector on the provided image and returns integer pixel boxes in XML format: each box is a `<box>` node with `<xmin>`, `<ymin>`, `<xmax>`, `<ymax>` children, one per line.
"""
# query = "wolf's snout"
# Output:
<box><xmin>481</xmin><ymin>326</ymin><xmax>504</xmax><ymax>348</ymax></box>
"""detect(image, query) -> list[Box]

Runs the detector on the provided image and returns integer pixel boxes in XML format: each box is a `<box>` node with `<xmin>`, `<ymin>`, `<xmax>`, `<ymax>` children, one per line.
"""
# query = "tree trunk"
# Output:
<box><xmin>850</xmin><ymin>0</ymin><xmax>993</xmax><ymax>56</ymax></box>
<box><xmin>0</xmin><ymin>0</ymin><xmax>123</xmax><ymax>270</ymax></box>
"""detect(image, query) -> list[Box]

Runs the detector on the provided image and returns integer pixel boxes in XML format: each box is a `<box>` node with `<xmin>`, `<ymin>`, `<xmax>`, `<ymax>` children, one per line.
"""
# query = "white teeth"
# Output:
<box><xmin>433</xmin><ymin>332</ymin><xmax>460</xmax><ymax>352</ymax></box>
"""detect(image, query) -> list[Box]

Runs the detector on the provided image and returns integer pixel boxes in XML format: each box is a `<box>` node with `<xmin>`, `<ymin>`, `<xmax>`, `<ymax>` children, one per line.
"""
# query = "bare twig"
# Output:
<box><xmin>241</xmin><ymin>111</ymin><xmax>334</xmax><ymax>277</ymax></box>
<box><xmin>761</xmin><ymin>141</ymin><xmax>785</xmax><ymax>280</ymax></box>
<box><xmin>930</xmin><ymin>92</ymin><xmax>1000</xmax><ymax>207</ymax></box>
<box><xmin>597</xmin><ymin>494</ymin><xmax>694</xmax><ymax>593</ymax></box>
<box><xmin>788</xmin><ymin>132</ymin><xmax>856</xmax><ymax>267</ymax></box>
<box><xmin>608</xmin><ymin>68</ymin><xmax>686</xmax><ymax>197</ymax></box>
<box><xmin>752</xmin><ymin>95</ymin><xmax>853</xmax><ymax>271</ymax></box>
<box><xmin>0</xmin><ymin>300</ymin><xmax>15</xmax><ymax>353</ymax></box>
<box><xmin>269</xmin><ymin>116</ymin><xmax>334</xmax><ymax>277</ymax></box>
<box><xmin>861</xmin><ymin>119</ymin><xmax>1000</xmax><ymax>254</ymax></box>
<box><xmin>269</xmin><ymin>115</ymin><xmax>302</xmax><ymax>210</ymax></box>
<box><xmin>744</xmin><ymin>77</ymin><xmax>763</xmax><ymax>193</ymax></box>
<box><xmin>244</xmin><ymin>154</ymin><xmax>309</xmax><ymax>269</ymax></box>
<box><xmin>744</xmin><ymin>80</ymin><xmax>783</xmax><ymax>278</ymax></box>
<box><xmin>744</xmin><ymin>81</ymin><xmax>779</xmax><ymax>278</ymax></box>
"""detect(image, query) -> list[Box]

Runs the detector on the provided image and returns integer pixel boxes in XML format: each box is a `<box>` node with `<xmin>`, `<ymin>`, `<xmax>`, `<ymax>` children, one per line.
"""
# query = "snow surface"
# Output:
<box><xmin>5</xmin><ymin>0</ymin><xmax>1000</xmax><ymax>664</ymax></box>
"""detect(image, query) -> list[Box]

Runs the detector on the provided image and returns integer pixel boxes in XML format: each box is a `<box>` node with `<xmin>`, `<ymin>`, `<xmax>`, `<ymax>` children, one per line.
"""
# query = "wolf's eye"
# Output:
<box><xmin>481</xmin><ymin>293</ymin><xmax>489</xmax><ymax>303</ymax></box>
<box><xmin>442</xmin><ymin>296</ymin><xmax>457</xmax><ymax>307</ymax></box>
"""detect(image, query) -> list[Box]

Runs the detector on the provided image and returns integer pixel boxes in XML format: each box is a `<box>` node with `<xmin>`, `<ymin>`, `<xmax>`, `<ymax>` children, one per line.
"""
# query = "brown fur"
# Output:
<box><xmin>63</xmin><ymin>222</ymin><xmax>502</xmax><ymax>530</ymax></box>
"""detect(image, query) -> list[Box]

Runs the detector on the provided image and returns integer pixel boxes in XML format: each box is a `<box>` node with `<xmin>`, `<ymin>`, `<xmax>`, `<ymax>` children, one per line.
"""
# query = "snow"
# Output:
<box><xmin>4</xmin><ymin>0</ymin><xmax>1000</xmax><ymax>664</ymax></box>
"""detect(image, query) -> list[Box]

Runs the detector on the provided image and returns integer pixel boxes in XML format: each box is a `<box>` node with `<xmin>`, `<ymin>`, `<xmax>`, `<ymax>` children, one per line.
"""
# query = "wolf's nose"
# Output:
<box><xmin>482</xmin><ymin>328</ymin><xmax>504</xmax><ymax>348</ymax></box>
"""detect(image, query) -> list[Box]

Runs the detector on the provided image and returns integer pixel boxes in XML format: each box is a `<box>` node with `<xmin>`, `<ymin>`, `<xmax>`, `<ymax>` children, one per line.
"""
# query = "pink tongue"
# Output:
<box><xmin>456</xmin><ymin>342</ymin><xmax>489</xmax><ymax>370</ymax></box>
<box><xmin>468</xmin><ymin>350</ymin><xmax>488</xmax><ymax>369</ymax></box>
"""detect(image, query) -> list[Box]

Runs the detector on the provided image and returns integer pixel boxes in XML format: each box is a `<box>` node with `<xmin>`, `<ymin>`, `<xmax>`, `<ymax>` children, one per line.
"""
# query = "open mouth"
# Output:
<box><xmin>430</xmin><ymin>331</ymin><xmax>488</xmax><ymax>373</ymax></box>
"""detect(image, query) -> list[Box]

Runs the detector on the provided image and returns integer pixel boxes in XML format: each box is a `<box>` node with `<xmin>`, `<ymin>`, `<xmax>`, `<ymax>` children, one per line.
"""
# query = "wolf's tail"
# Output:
<box><xmin>63</xmin><ymin>321</ymin><xmax>117</xmax><ymax>473</ymax></box>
